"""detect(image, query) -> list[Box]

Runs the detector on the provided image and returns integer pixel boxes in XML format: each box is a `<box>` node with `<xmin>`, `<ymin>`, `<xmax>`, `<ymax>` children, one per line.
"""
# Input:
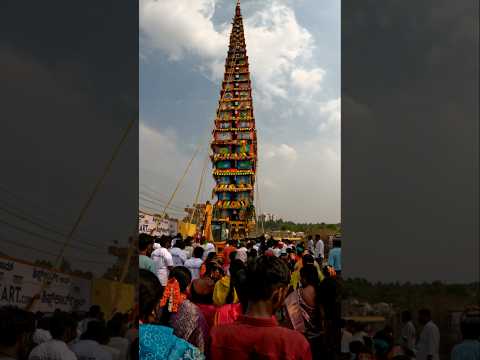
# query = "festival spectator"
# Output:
<box><xmin>210</xmin><ymin>255</ymin><xmax>312</xmax><ymax>360</ymax></box>
<box><xmin>202</xmin><ymin>240</ymin><xmax>216</xmax><ymax>260</ymax></box>
<box><xmin>0</xmin><ymin>306</ymin><xmax>35</xmax><ymax>360</ymax></box>
<box><xmin>222</xmin><ymin>240</ymin><xmax>238</xmax><ymax>268</ymax></box>
<box><xmin>328</xmin><ymin>239</ymin><xmax>342</xmax><ymax>276</ymax></box>
<box><xmin>138</xmin><ymin>233</ymin><xmax>156</xmax><ymax>274</ymax></box>
<box><xmin>451</xmin><ymin>309</ymin><xmax>480</xmax><ymax>360</ymax></box>
<box><xmin>29</xmin><ymin>312</ymin><xmax>77</xmax><ymax>360</ymax></box>
<box><xmin>290</xmin><ymin>254</ymin><xmax>324</xmax><ymax>290</ymax></box>
<box><xmin>159</xmin><ymin>266</ymin><xmax>209</xmax><ymax>352</ymax></box>
<box><xmin>400</xmin><ymin>310</ymin><xmax>416</xmax><ymax>353</ymax></box>
<box><xmin>416</xmin><ymin>309</ymin><xmax>440</xmax><ymax>360</ymax></box>
<box><xmin>170</xmin><ymin>238</ymin><xmax>188</xmax><ymax>266</ymax></box>
<box><xmin>151</xmin><ymin>236</ymin><xmax>174</xmax><ymax>286</ymax></box>
<box><xmin>71</xmin><ymin>320</ymin><xmax>112</xmax><ymax>360</ymax></box>
<box><xmin>213</xmin><ymin>259</ymin><xmax>241</xmax><ymax>307</ymax></box>
<box><xmin>32</xmin><ymin>316</ymin><xmax>52</xmax><ymax>346</ymax></box>
<box><xmin>214</xmin><ymin>259</ymin><xmax>246</xmax><ymax>326</ymax></box>
<box><xmin>185</xmin><ymin>246</ymin><xmax>205</xmax><ymax>280</ymax></box>
<box><xmin>98</xmin><ymin>324</ymin><xmax>121</xmax><ymax>360</ymax></box>
<box><xmin>106</xmin><ymin>314</ymin><xmax>129</xmax><ymax>360</ymax></box>
<box><xmin>235</xmin><ymin>241</ymin><xmax>248</xmax><ymax>263</ymax></box>
<box><xmin>78</xmin><ymin>305</ymin><xmax>102</xmax><ymax>338</ymax></box>
<box><xmin>285</xmin><ymin>264</ymin><xmax>326</xmax><ymax>359</ymax></box>
<box><xmin>307</xmin><ymin>235</ymin><xmax>315</xmax><ymax>255</ymax></box>
<box><xmin>138</xmin><ymin>269</ymin><xmax>204</xmax><ymax>359</ymax></box>
<box><xmin>340</xmin><ymin>319</ymin><xmax>354</xmax><ymax>358</ymax></box>
<box><xmin>314</xmin><ymin>234</ymin><xmax>324</xmax><ymax>264</ymax></box>
<box><xmin>184</xmin><ymin>237</ymin><xmax>194</xmax><ymax>259</ymax></box>
<box><xmin>190</xmin><ymin>277</ymin><xmax>217</xmax><ymax>330</ymax></box>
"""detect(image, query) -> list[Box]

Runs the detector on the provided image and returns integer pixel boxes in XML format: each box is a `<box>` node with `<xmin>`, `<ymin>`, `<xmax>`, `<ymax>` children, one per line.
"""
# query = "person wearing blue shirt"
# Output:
<box><xmin>451</xmin><ymin>313</ymin><xmax>480</xmax><ymax>360</ymax></box>
<box><xmin>328</xmin><ymin>239</ymin><xmax>342</xmax><ymax>276</ymax></box>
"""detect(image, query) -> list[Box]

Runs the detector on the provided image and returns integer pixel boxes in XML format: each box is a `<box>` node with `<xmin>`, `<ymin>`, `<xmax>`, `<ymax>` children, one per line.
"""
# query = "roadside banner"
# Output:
<box><xmin>0</xmin><ymin>256</ymin><xmax>91</xmax><ymax>312</ymax></box>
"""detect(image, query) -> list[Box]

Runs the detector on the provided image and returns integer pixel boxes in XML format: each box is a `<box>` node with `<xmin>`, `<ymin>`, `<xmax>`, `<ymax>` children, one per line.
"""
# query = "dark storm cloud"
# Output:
<box><xmin>342</xmin><ymin>0</ymin><xmax>478</xmax><ymax>282</ymax></box>
<box><xmin>0</xmin><ymin>1</ymin><xmax>138</xmax><ymax>274</ymax></box>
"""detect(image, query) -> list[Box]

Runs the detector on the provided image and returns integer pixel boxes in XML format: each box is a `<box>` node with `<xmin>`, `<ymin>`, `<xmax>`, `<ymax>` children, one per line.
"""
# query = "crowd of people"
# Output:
<box><xmin>138</xmin><ymin>232</ymin><xmax>344</xmax><ymax>359</ymax></box>
<box><xmin>340</xmin><ymin>308</ymin><xmax>480</xmax><ymax>360</ymax></box>
<box><xmin>0</xmin><ymin>305</ymin><xmax>138</xmax><ymax>360</ymax></box>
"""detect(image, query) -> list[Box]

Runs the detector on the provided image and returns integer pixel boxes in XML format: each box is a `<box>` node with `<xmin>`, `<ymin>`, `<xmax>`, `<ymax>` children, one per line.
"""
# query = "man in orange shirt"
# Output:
<box><xmin>210</xmin><ymin>256</ymin><xmax>312</xmax><ymax>360</ymax></box>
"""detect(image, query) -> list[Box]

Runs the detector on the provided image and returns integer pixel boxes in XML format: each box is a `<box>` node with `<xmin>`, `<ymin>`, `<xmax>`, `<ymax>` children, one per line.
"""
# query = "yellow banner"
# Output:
<box><xmin>91</xmin><ymin>278</ymin><xmax>135</xmax><ymax>318</ymax></box>
<box><xmin>179</xmin><ymin>221</ymin><xmax>197</xmax><ymax>238</ymax></box>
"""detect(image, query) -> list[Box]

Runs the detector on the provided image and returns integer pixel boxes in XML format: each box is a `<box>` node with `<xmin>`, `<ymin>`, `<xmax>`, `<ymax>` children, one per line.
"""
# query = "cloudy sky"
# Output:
<box><xmin>140</xmin><ymin>0</ymin><xmax>340</xmax><ymax>223</ymax></box>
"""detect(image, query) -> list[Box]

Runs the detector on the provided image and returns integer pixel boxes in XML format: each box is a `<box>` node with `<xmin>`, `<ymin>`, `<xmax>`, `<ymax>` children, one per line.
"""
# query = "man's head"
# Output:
<box><xmin>401</xmin><ymin>310</ymin><xmax>412</xmax><ymax>323</ymax></box>
<box><xmin>138</xmin><ymin>233</ymin><xmax>153</xmax><ymax>255</ymax></box>
<box><xmin>50</xmin><ymin>312</ymin><xmax>73</xmax><ymax>341</ymax></box>
<box><xmin>246</xmin><ymin>256</ymin><xmax>291</xmax><ymax>313</ymax></box>
<box><xmin>417</xmin><ymin>308</ymin><xmax>431</xmax><ymax>325</ymax></box>
<box><xmin>302</xmin><ymin>254</ymin><xmax>315</xmax><ymax>267</ymax></box>
<box><xmin>174</xmin><ymin>239</ymin><xmax>185</xmax><ymax>250</ymax></box>
<box><xmin>159</xmin><ymin>236</ymin><xmax>172</xmax><ymax>249</ymax></box>
<box><xmin>81</xmin><ymin>320</ymin><xmax>107</xmax><ymax>343</ymax></box>
<box><xmin>193</xmin><ymin>246</ymin><xmax>204</xmax><ymax>259</ymax></box>
<box><xmin>0</xmin><ymin>306</ymin><xmax>35</xmax><ymax>358</ymax></box>
<box><xmin>460</xmin><ymin>310</ymin><xmax>480</xmax><ymax>340</ymax></box>
<box><xmin>307</xmin><ymin>235</ymin><xmax>312</xmax><ymax>240</ymax></box>
<box><xmin>315</xmin><ymin>234</ymin><xmax>321</xmax><ymax>241</ymax></box>
<box><xmin>88</xmin><ymin>305</ymin><xmax>101</xmax><ymax>319</ymax></box>
<box><xmin>333</xmin><ymin>239</ymin><xmax>341</xmax><ymax>248</ymax></box>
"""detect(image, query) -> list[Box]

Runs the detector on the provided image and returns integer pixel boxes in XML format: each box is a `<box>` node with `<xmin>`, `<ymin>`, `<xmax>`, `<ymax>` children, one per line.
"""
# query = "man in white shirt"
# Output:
<box><xmin>400</xmin><ymin>310</ymin><xmax>416</xmax><ymax>353</ymax></box>
<box><xmin>106</xmin><ymin>315</ymin><xmax>129</xmax><ymax>360</ymax></box>
<box><xmin>340</xmin><ymin>320</ymin><xmax>354</xmax><ymax>355</ymax></box>
<box><xmin>169</xmin><ymin>238</ymin><xmax>188</xmax><ymax>266</ymax></box>
<box><xmin>29</xmin><ymin>313</ymin><xmax>77</xmax><ymax>360</ymax></box>
<box><xmin>306</xmin><ymin>235</ymin><xmax>314</xmax><ymax>255</ymax></box>
<box><xmin>70</xmin><ymin>321</ymin><xmax>112</xmax><ymax>360</ymax></box>
<box><xmin>416</xmin><ymin>309</ymin><xmax>440</xmax><ymax>360</ymax></box>
<box><xmin>151</xmin><ymin>236</ymin><xmax>174</xmax><ymax>286</ymax></box>
<box><xmin>184</xmin><ymin>246</ymin><xmax>205</xmax><ymax>280</ymax></box>
<box><xmin>314</xmin><ymin>235</ymin><xmax>325</xmax><ymax>264</ymax></box>
<box><xmin>202</xmin><ymin>241</ymin><xmax>216</xmax><ymax>260</ymax></box>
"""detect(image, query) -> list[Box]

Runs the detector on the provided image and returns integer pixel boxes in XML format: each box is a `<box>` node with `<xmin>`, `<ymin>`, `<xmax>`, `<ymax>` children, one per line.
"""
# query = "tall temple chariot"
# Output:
<box><xmin>210</xmin><ymin>0</ymin><xmax>257</xmax><ymax>241</ymax></box>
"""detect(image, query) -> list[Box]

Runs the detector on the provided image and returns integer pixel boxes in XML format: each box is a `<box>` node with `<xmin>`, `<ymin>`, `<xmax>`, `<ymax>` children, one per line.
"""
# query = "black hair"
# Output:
<box><xmin>401</xmin><ymin>310</ymin><xmax>412</xmax><ymax>322</ymax></box>
<box><xmin>81</xmin><ymin>320</ymin><xmax>107</xmax><ymax>343</ymax></box>
<box><xmin>193</xmin><ymin>246</ymin><xmax>204</xmax><ymax>259</ymax></box>
<box><xmin>229</xmin><ymin>250</ymin><xmax>237</xmax><ymax>263</ymax></box>
<box><xmin>88</xmin><ymin>305</ymin><xmax>101</xmax><ymax>318</ymax></box>
<box><xmin>159</xmin><ymin>266</ymin><xmax>192</xmax><ymax>326</ymax></box>
<box><xmin>184</xmin><ymin>237</ymin><xmax>193</xmax><ymax>247</ymax></box>
<box><xmin>418</xmin><ymin>308</ymin><xmax>431</xmax><ymax>319</ymax></box>
<box><xmin>206</xmin><ymin>252</ymin><xmax>216</xmax><ymax>261</ymax></box>
<box><xmin>174</xmin><ymin>239</ymin><xmax>185</xmax><ymax>250</ymax></box>
<box><xmin>315</xmin><ymin>234</ymin><xmax>321</xmax><ymax>240</ymax></box>
<box><xmin>50</xmin><ymin>312</ymin><xmax>72</xmax><ymax>340</ymax></box>
<box><xmin>225</xmin><ymin>259</ymin><xmax>245</xmax><ymax>304</ymax></box>
<box><xmin>138</xmin><ymin>233</ymin><xmax>153</xmax><ymax>251</ymax></box>
<box><xmin>0</xmin><ymin>306</ymin><xmax>35</xmax><ymax>347</ymax></box>
<box><xmin>300</xmin><ymin>264</ymin><xmax>322</xmax><ymax>309</ymax></box>
<box><xmin>246</xmin><ymin>255</ymin><xmax>290</xmax><ymax>301</ymax></box>
<box><xmin>139</xmin><ymin>269</ymin><xmax>164</xmax><ymax>321</ymax></box>
<box><xmin>302</xmin><ymin>254</ymin><xmax>315</xmax><ymax>266</ymax></box>
<box><xmin>107</xmin><ymin>314</ymin><xmax>124</xmax><ymax>337</ymax></box>
<box><xmin>159</xmin><ymin>236</ymin><xmax>171</xmax><ymax>248</ymax></box>
<box><xmin>460</xmin><ymin>317</ymin><xmax>480</xmax><ymax>339</ymax></box>
<box><xmin>333</xmin><ymin>239</ymin><xmax>341</xmax><ymax>248</ymax></box>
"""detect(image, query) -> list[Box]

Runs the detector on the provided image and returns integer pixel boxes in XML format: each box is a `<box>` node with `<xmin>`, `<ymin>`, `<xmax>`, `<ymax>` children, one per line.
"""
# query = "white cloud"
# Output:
<box><xmin>262</xmin><ymin>143</ymin><xmax>298</xmax><ymax>162</ymax></box>
<box><xmin>140</xmin><ymin>0</ymin><xmax>326</xmax><ymax>105</ymax></box>
<box><xmin>318</xmin><ymin>97</ymin><xmax>341</xmax><ymax>133</ymax></box>
<box><xmin>291</xmin><ymin>67</ymin><xmax>326</xmax><ymax>97</ymax></box>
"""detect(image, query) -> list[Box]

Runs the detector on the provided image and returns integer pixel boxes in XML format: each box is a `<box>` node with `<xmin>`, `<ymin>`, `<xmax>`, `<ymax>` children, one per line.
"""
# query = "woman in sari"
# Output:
<box><xmin>159</xmin><ymin>266</ymin><xmax>209</xmax><ymax>353</ymax></box>
<box><xmin>285</xmin><ymin>264</ymin><xmax>326</xmax><ymax>360</ymax></box>
<box><xmin>213</xmin><ymin>259</ymin><xmax>246</xmax><ymax>326</ymax></box>
<box><xmin>138</xmin><ymin>269</ymin><xmax>204</xmax><ymax>360</ymax></box>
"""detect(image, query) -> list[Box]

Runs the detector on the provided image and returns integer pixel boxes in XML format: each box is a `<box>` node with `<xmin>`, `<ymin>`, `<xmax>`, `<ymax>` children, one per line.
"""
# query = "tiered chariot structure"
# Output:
<box><xmin>210</xmin><ymin>0</ymin><xmax>257</xmax><ymax>241</ymax></box>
